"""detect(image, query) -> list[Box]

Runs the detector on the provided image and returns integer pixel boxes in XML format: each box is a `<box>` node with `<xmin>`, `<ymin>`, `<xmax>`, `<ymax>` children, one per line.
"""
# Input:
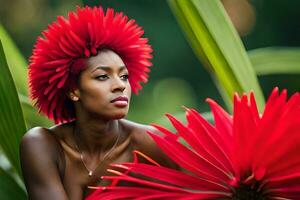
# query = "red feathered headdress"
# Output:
<box><xmin>29</xmin><ymin>6</ymin><xmax>153</xmax><ymax>124</ymax></box>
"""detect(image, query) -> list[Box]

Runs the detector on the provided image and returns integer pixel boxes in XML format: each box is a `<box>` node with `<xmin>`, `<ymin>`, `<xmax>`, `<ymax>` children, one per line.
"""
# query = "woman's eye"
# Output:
<box><xmin>120</xmin><ymin>74</ymin><xmax>129</xmax><ymax>81</ymax></box>
<box><xmin>96</xmin><ymin>75</ymin><xmax>108</xmax><ymax>80</ymax></box>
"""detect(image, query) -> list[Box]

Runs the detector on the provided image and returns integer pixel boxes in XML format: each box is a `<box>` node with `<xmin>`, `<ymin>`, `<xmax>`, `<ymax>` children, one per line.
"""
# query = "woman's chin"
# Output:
<box><xmin>110</xmin><ymin>112</ymin><xmax>127</xmax><ymax>120</ymax></box>
<box><xmin>112</xmin><ymin>107</ymin><xmax>129</xmax><ymax>119</ymax></box>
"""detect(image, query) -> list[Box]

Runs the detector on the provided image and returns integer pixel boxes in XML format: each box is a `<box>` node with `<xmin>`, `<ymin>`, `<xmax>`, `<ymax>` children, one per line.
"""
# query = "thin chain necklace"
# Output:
<box><xmin>73</xmin><ymin>125</ymin><xmax>121</xmax><ymax>177</ymax></box>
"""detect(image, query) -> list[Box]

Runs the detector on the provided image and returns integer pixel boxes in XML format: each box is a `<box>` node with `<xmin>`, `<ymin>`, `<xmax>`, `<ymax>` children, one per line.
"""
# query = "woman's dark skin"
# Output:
<box><xmin>20</xmin><ymin>49</ymin><xmax>177</xmax><ymax>200</ymax></box>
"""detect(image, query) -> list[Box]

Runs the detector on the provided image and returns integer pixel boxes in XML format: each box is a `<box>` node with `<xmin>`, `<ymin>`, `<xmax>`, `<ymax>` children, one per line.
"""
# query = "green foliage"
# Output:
<box><xmin>249</xmin><ymin>47</ymin><xmax>300</xmax><ymax>75</ymax></box>
<box><xmin>18</xmin><ymin>93</ymin><xmax>53</xmax><ymax>128</ymax></box>
<box><xmin>0</xmin><ymin>25</ymin><xmax>52</xmax><ymax>199</ymax></box>
<box><xmin>0</xmin><ymin>167</ymin><xmax>27</xmax><ymax>200</ymax></box>
<box><xmin>0</xmin><ymin>23</ymin><xmax>53</xmax><ymax>129</ymax></box>
<box><xmin>128</xmin><ymin>78</ymin><xmax>198</xmax><ymax>124</ymax></box>
<box><xmin>0</xmin><ymin>24</ymin><xmax>53</xmax><ymax>199</ymax></box>
<box><xmin>0</xmin><ymin>40</ymin><xmax>26</xmax><ymax>177</ymax></box>
<box><xmin>167</xmin><ymin>0</ymin><xmax>265</xmax><ymax>111</ymax></box>
<box><xmin>0</xmin><ymin>24</ymin><xmax>28</xmax><ymax>96</ymax></box>
<box><xmin>0</xmin><ymin>0</ymin><xmax>300</xmax><ymax>198</ymax></box>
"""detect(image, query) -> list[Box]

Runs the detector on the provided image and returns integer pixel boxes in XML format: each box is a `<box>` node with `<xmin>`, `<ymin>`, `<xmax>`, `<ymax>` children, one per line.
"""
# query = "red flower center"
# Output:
<box><xmin>232</xmin><ymin>182</ymin><xmax>266</xmax><ymax>200</ymax></box>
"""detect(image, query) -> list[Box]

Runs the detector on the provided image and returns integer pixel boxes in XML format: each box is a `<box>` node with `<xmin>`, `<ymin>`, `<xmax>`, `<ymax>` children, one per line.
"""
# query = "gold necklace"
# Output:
<box><xmin>73</xmin><ymin>126</ymin><xmax>121</xmax><ymax>177</ymax></box>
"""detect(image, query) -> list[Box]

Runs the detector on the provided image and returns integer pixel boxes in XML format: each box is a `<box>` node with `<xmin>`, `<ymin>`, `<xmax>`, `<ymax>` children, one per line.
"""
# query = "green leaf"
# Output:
<box><xmin>0</xmin><ymin>24</ymin><xmax>53</xmax><ymax>129</ymax></box>
<box><xmin>0</xmin><ymin>24</ymin><xmax>28</xmax><ymax>96</ymax></box>
<box><xmin>249</xmin><ymin>47</ymin><xmax>300</xmax><ymax>75</ymax></box>
<box><xmin>0</xmin><ymin>166</ymin><xmax>27</xmax><ymax>200</ymax></box>
<box><xmin>18</xmin><ymin>93</ymin><xmax>53</xmax><ymax>129</ymax></box>
<box><xmin>0</xmin><ymin>40</ymin><xmax>26</xmax><ymax>176</ymax></box>
<box><xmin>168</xmin><ymin>0</ymin><xmax>265</xmax><ymax>111</ymax></box>
<box><xmin>0</xmin><ymin>167</ymin><xmax>27</xmax><ymax>200</ymax></box>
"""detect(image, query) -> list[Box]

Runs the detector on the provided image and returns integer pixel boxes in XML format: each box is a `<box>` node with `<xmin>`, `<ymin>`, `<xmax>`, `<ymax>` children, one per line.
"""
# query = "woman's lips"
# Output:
<box><xmin>111</xmin><ymin>96</ymin><xmax>128</xmax><ymax>107</ymax></box>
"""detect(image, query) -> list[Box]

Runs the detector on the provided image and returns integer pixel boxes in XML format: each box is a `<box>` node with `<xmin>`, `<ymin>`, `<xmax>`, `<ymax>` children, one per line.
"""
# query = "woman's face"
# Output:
<box><xmin>74</xmin><ymin>49</ymin><xmax>131</xmax><ymax>120</ymax></box>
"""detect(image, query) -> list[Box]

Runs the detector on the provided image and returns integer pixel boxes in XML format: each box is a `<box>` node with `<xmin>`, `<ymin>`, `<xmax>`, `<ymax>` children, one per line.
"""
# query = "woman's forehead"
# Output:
<box><xmin>87</xmin><ymin>49</ymin><xmax>125</xmax><ymax>69</ymax></box>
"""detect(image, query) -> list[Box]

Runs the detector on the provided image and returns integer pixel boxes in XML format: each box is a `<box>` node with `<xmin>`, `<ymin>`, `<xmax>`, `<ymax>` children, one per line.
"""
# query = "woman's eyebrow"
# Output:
<box><xmin>91</xmin><ymin>66</ymin><xmax>110</xmax><ymax>73</ymax></box>
<box><xmin>119</xmin><ymin>66</ymin><xmax>127</xmax><ymax>72</ymax></box>
<box><xmin>91</xmin><ymin>65</ymin><xmax>126</xmax><ymax>73</ymax></box>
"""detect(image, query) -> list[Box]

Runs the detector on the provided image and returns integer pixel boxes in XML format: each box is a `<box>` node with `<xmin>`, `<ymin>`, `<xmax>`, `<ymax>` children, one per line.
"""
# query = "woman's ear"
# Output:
<box><xmin>68</xmin><ymin>89</ymin><xmax>80</xmax><ymax>102</ymax></box>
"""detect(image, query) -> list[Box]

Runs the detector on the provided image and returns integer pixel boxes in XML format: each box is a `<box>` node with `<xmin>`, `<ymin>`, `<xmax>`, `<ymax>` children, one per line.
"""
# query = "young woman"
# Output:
<box><xmin>20</xmin><ymin>6</ymin><xmax>177</xmax><ymax>200</ymax></box>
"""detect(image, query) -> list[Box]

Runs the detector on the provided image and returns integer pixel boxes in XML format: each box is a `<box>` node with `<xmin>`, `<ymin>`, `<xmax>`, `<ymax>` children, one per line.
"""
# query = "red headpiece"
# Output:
<box><xmin>29</xmin><ymin>6</ymin><xmax>153</xmax><ymax>124</ymax></box>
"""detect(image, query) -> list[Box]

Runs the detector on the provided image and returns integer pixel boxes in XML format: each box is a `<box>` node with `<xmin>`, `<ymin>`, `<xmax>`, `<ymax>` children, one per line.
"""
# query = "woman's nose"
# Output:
<box><xmin>111</xmin><ymin>77</ymin><xmax>126</xmax><ymax>92</ymax></box>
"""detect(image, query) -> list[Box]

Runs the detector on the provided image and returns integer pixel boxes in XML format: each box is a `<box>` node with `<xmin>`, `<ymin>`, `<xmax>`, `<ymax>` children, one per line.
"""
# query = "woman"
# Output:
<box><xmin>20</xmin><ymin>6</ymin><xmax>177</xmax><ymax>200</ymax></box>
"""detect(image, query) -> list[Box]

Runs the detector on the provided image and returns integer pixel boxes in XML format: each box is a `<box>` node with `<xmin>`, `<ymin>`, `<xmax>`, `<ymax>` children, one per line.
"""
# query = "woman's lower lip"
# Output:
<box><xmin>112</xmin><ymin>100</ymin><xmax>128</xmax><ymax>107</ymax></box>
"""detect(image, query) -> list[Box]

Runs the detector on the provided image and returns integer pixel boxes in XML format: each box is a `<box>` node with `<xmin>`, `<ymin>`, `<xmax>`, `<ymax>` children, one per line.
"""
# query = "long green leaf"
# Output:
<box><xmin>0</xmin><ymin>24</ymin><xmax>53</xmax><ymax>129</ymax></box>
<box><xmin>249</xmin><ymin>47</ymin><xmax>300</xmax><ymax>75</ymax></box>
<box><xmin>0</xmin><ymin>166</ymin><xmax>27</xmax><ymax>200</ymax></box>
<box><xmin>0</xmin><ymin>24</ymin><xmax>28</xmax><ymax>96</ymax></box>
<box><xmin>18</xmin><ymin>93</ymin><xmax>53</xmax><ymax>129</ymax></box>
<box><xmin>168</xmin><ymin>0</ymin><xmax>265</xmax><ymax>111</ymax></box>
<box><xmin>0</xmin><ymin>40</ymin><xmax>26</xmax><ymax>176</ymax></box>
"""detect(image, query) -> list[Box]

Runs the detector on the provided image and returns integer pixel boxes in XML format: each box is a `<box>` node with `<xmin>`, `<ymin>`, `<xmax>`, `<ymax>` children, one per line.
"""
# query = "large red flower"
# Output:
<box><xmin>29</xmin><ymin>6</ymin><xmax>152</xmax><ymax>123</ymax></box>
<box><xmin>87</xmin><ymin>88</ymin><xmax>300</xmax><ymax>199</ymax></box>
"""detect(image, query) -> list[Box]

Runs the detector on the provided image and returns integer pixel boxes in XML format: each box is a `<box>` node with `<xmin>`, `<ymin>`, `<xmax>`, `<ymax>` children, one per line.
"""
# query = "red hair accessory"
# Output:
<box><xmin>29</xmin><ymin>6</ymin><xmax>153</xmax><ymax>124</ymax></box>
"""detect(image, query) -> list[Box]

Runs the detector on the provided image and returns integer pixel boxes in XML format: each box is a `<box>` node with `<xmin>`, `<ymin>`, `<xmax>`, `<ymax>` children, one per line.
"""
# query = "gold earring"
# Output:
<box><xmin>72</xmin><ymin>96</ymin><xmax>79</xmax><ymax>101</ymax></box>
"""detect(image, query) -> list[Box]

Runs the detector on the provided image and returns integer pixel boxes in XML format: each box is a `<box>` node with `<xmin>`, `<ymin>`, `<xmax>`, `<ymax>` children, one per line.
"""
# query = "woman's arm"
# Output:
<box><xmin>20</xmin><ymin>127</ymin><xmax>69</xmax><ymax>200</ymax></box>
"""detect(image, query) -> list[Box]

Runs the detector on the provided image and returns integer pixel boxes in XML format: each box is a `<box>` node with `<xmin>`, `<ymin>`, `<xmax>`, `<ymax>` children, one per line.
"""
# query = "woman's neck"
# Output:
<box><xmin>73</xmin><ymin>118</ymin><xmax>122</xmax><ymax>155</ymax></box>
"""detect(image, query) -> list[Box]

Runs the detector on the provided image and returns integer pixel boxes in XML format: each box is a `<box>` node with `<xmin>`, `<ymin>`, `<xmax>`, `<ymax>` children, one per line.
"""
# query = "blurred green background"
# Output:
<box><xmin>0</xmin><ymin>0</ymin><xmax>300</xmax><ymax>124</ymax></box>
<box><xmin>1</xmin><ymin>0</ymin><xmax>300</xmax><ymax>199</ymax></box>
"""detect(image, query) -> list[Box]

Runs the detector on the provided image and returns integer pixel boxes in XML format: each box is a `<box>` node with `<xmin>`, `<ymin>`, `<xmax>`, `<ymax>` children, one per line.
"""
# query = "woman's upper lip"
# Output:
<box><xmin>111</xmin><ymin>96</ymin><xmax>128</xmax><ymax>103</ymax></box>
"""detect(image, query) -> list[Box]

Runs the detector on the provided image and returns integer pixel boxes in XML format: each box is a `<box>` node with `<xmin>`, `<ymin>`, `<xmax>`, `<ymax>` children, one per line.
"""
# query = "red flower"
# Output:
<box><xmin>87</xmin><ymin>88</ymin><xmax>300</xmax><ymax>199</ymax></box>
<box><xmin>29</xmin><ymin>6</ymin><xmax>153</xmax><ymax>123</ymax></box>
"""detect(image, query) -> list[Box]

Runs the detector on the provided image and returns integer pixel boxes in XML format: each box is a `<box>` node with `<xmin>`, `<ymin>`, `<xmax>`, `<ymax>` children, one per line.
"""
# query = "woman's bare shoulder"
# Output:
<box><xmin>20</xmin><ymin>127</ymin><xmax>68</xmax><ymax>199</ymax></box>
<box><xmin>20</xmin><ymin>122</ymin><xmax>72</xmax><ymax>159</ymax></box>
<box><xmin>120</xmin><ymin>119</ymin><xmax>178</xmax><ymax>168</ymax></box>
<box><xmin>20</xmin><ymin>127</ymin><xmax>60</xmax><ymax>162</ymax></box>
<box><xmin>119</xmin><ymin>119</ymin><xmax>156</xmax><ymax>143</ymax></box>
<box><xmin>21</xmin><ymin>124</ymin><xmax>66</xmax><ymax>145</ymax></box>
<box><xmin>21</xmin><ymin>127</ymin><xmax>56</xmax><ymax>146</ymax></box>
